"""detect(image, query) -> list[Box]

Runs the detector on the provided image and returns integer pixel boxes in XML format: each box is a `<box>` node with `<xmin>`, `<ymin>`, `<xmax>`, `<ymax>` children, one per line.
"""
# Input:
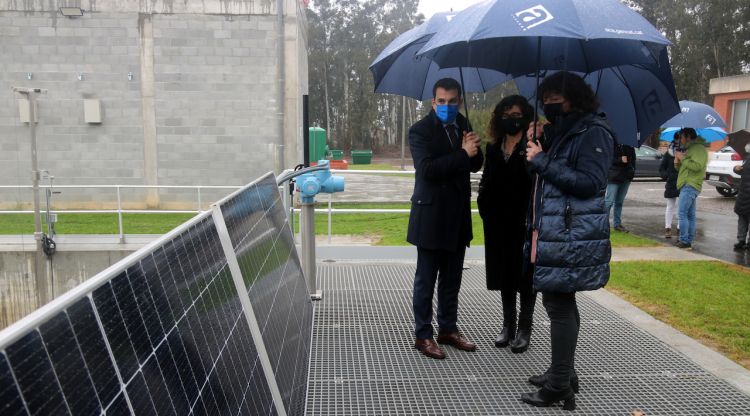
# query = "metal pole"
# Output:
<box><xmin>327</xmin><ymin>193</ymin><xmax>332</xmax><ymax>244</ymax></box>
<box><xmin>17</xmin><ymin>88</ymin><xmax>49</xmax><ymax>306</ymax></box>
<box><xmin>401</xmin><ymin>95</ymin><xmax>406</xmax><ymax>170</ymax></box>
<box><xmin>301</xmin><ymin>202</ymin><xmax>321</xmax><ymax>300</ymax></box>
<box><xmin>117</xmin><ymin>186</ymin><xmax>124</xmax><ymax>243</ymax></box>
<box><xmin>197</xmin><ymin>187</ymin><xmax>202</xmax><ymax>212</ymax></box>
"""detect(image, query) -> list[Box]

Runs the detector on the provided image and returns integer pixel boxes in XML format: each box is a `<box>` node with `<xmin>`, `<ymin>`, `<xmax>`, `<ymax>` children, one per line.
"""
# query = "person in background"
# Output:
<box><xmin>407</xmin><ymin>78</ymin><xmax>484</xmax><ymax>360</ymax></box>
<box><xmin>522</xmin><ymin>72</ymin><xmax>614</xmax><ymax>411</ymax></box>
<box><xmin>659</xmin><ymin>135</ymin><xmax>681</xmax><ymax>239</ymax></box>
<box><xmin>477</xmin><ymin>95</ymin><xmax>536</xmax><ymax>354</ymax></box>
<box><xmin>733</xmin><ymin>143</ymin><xmax>750</xmax><ymax>250</ymax></box>
<box><xmin>674</xmin><ymin>127</ymin><xmax>708</xmax><ymax>250</ymax></box>
<box><xmin>605</xmin><ymin>142</ymin><xmax>636</xmax><ymax>232</ymax></box>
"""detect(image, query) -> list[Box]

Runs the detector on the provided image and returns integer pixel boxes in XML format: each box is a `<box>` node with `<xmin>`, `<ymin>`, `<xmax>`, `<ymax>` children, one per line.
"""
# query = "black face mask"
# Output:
<box><xmin>501</xmin><ymin>118</ymin><xmax>525</xmax><ymax>135</ymax></box>
<box><xmin>543</xmin><ymin>102</ymin><xmax>565</xmax><ymax>123</ymax></box>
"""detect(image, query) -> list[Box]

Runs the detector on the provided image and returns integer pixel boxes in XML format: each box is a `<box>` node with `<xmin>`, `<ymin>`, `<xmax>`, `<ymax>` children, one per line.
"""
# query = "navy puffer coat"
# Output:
<box><xmin>526</xmin><ymin>113</ymin><xmax>615</xmax><ymax>293</ymax></box>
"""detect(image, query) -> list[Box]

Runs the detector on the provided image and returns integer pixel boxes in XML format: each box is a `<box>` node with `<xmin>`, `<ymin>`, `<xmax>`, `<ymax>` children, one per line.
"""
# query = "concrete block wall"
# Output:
<box><xmin>152</xmin><ymin>14</ymin><xmax>279</xmax><ymax>189</ymax></box>
<box><xmin>0</xmin><ymin>0</ymin><xmax>307</xmax><ymax>210</ymax></box>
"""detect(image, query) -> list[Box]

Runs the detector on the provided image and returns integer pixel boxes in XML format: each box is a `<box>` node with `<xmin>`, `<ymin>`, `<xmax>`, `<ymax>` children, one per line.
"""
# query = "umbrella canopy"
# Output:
<box><xmin>659</xmin><ymin>127</ymin><xmax>728</xmax><ymax>143</ymax></box>
<box><xmin>728</xmin><ymin>129</ymin><xmax>750</xmax><ymax>159</ymax></box>
<box><xmin>659</xmin><ymin>100</ymin><xmax>729</xmax><ymax>142</ymax></box>
<box><xmin>512</xmin><ymin>49</ymin><xmax>679</xmax><ymax>147</ymax></box>
<box><xmin>660</xmin><ymin>100</ymin><xmax>728</xmax><ymax>129</ymax></box>
<box><xmin>370</xmin><ymin>12</ymin><xmax>511</xmax><ymax>100</ymax></box>
<box><xmin>418</xmin><ymin>0</ymin><xmax>671</xmax><ymax>75</ymax></box>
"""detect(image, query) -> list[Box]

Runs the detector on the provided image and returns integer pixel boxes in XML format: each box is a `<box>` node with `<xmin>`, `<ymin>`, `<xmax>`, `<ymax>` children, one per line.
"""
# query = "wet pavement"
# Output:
<box><xmin>617</xmin><ymin>181</ymin><xmax>746</xmax><ymax>267</ymax></box>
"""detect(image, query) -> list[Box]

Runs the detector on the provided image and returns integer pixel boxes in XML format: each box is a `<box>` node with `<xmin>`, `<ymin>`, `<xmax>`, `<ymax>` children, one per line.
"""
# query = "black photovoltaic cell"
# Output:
<box><xmin>39</xmin><ymin>313</ymin><xmax>100</xmax><ymax>415</ymax></box>
<box><xmin>0</xmin><ymin>175</ymin><xmax>310</xmax><ymax>415</ymax></box>
<box><xmin>221</xmin><ymin>174</ymin><xmax>314</xmax><ymax>414</ymax></box>
<box><xmin>66</xmin><ymin>297</ymin><xmax>121</xmax><ymax>407</ymax></box>
<box><xmin>0</xmin><ymin>352</ymin><xmax>26</xmax><ymax>416</ymax></box>
<box><xmin>6</xmin><ymin>330</ymin><xmax>69</xmax><ymax>415</ymax></box>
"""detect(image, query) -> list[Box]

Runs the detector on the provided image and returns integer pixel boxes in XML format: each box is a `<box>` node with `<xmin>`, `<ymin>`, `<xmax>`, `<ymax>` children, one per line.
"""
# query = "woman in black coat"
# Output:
<box><xmin>477</xmin><ymin>95</ymin><xmax>536</xmax><ymax>353</ymax></box>
<box><xmin>521</xmin><ymin>72</ymin><xmax>614</xmax><ymax>411</ymax></box>
<box><xmin>659</xmin><ymin>139</ymin><xmax>681</xmax><ymax>239</ymax></box>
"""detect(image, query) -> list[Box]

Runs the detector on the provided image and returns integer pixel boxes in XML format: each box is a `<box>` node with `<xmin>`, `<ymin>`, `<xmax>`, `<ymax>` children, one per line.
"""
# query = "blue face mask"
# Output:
<box><xmin>435</xmin><ymin>104</ymin><xmax>459</xmax><ymax>123</ymax></box>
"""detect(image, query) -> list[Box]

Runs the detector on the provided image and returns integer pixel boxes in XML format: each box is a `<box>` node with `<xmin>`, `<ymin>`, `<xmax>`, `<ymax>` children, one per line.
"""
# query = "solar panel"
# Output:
<box><xmin>219</xmin><ymin>174</ymin><xmax>313</xmax><ymax>416</ymax></box>
<box><xmin>0</xmin><ymin>172</ymin><xmax>311</xmax><ymax>416</ymax></box>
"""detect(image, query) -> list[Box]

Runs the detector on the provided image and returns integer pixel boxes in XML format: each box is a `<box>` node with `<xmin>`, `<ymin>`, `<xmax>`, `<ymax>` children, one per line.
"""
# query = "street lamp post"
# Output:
<box><xmin>12</xmin><ymin>86</ymin><xmax>49</xmax><ymax>306</ymax></box>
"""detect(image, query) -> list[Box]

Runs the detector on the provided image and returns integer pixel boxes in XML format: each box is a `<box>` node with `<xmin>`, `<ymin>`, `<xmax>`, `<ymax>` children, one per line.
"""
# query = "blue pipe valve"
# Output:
<box><xmin>296</xmin><ymin>160</ymin><xmax>345</xmax><ymax>203</ymax></box>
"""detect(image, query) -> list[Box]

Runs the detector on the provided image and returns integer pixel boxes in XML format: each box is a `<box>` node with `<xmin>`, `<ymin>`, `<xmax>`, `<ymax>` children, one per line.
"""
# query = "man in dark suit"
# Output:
<box><xmin>408</xmin><ymin>78</ymin><xmax>484</xmax><ymax>359</ymax></box>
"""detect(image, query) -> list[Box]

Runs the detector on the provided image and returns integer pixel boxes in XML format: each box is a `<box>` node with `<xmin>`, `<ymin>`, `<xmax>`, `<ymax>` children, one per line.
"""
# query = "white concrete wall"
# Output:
<box><xmin>0</xmin><ymin>0</ymin><xmax>307</xmax><ymax>209</ymax></box>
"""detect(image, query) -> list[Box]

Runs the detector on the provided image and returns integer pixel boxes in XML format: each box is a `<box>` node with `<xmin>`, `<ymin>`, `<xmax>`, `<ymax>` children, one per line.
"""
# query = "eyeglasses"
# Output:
<box><xmin>500</xmin><ymin>112</ymin><xmax>524</xmax><ymax>119</ymax></box>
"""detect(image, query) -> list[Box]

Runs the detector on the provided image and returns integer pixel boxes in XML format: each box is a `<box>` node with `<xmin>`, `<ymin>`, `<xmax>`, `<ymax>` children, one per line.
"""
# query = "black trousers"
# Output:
<box><xmin>542</xmin><ymin>292</ymin><xmax>580</xmax><ymax>390</ymax></box>
<box><xmin>738</xmin><ymin>214</ymin><xmax>750</xmax><ymax>242</ymax></box>
<box><xmin>413</xmin><ymin>246</ymin><xmax>466</xmax><ymax>339</ymax></box>
<box><xmin>501</xmin><ymin>290</ymin><xmax>537</xmax><ymax>330</ymax></box>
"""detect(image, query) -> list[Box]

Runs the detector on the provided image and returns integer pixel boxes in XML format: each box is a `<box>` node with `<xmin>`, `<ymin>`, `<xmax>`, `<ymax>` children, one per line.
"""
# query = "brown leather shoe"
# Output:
<box><xmin>437</xmin><ymin>332</ymin><xmax>477</xmax><ymax>352</ymax></box>
<box><xmin>414</xmin><ymin>338</ymin><xmax>446</xmax><ymax>359</ymax></box>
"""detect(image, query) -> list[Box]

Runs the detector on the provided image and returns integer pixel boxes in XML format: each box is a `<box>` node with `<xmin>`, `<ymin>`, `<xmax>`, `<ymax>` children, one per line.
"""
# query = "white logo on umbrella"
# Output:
<box><xmin>705</xmin><ymin>114</ymin><xmax>717</xmax><ymax>125</ymax></box>
<box><xmin>513</xmin><ymin>5</ymin><xmax>554</xmax><ymax>31</ymax></box>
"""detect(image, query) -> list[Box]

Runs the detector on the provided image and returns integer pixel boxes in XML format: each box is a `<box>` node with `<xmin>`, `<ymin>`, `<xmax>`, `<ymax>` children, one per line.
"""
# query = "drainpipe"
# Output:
<box><xmin>276</xmin><ymin>0</ymin><xmax>286</xmax><ymax>173</ymax></box>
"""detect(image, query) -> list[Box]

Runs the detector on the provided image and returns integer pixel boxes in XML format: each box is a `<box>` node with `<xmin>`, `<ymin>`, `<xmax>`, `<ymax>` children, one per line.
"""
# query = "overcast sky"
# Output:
<box><xmin>417</xmin><ymin>0</ymin><xmax>485</xmax><ymax>18</ymax></box>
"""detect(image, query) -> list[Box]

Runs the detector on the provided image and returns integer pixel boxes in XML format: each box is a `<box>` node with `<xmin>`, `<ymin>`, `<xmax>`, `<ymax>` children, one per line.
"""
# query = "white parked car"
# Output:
<box><xmin>705</xmin><ymin>146</ymin><xmax>742</xmax><ymax>197</ymax></box>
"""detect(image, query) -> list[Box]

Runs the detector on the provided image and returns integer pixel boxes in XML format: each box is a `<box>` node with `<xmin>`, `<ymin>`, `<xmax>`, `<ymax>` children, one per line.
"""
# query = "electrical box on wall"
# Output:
<box><xmin>84</xmin><ymin>99</ymin><xmax>102</xmax><ymax>123</ymax></box>
<box><xmin>18</xmin><ymin>98</ymin><xmax>38</xmax><ymax>123</ymax></box>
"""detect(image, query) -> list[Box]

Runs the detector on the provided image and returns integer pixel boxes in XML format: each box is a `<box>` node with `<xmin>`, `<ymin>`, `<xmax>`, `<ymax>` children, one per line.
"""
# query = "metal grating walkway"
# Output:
<box><xmin>307</xmin><ymin>262</ymin><xmax>750</xmax><ymax>415</ymax></box>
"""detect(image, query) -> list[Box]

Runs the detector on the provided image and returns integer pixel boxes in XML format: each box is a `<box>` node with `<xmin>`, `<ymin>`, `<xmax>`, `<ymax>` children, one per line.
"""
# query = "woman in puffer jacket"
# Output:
<box><xmin>520</xmin><ymin>72</ymin><xmax>615</xmax><ymax>411</ymax></box>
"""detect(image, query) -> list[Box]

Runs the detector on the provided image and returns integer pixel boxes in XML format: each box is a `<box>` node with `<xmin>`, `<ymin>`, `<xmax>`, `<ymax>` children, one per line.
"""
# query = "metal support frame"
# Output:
<box><xmin>12</xmin><ymin>86</ymin><xmax>49</xmax><ymax>306</ymax></box>
<box><xmin>300</xmin><ymin>201</ymin><xmax>321</xmax><ymax>300</ymax></box>
<box><xmin>211</xmin><ymin>205</ymin><xmax>288</xmax><ymax>416</ymax></box>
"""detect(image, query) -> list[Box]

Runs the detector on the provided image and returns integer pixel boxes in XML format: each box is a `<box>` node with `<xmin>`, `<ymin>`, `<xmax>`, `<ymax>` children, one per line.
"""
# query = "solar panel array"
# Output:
<box><xmin>0</xmin><ymin>172</ymin><xmax>311</xmax><ymax>416</ymax></box>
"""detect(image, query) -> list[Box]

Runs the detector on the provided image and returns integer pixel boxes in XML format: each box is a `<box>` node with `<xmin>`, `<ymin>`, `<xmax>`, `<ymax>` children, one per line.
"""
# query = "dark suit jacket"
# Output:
<box><xmin>407</xmin><ymin>110</ymin><xmax>484</xmax><ymax>251</ymax></box>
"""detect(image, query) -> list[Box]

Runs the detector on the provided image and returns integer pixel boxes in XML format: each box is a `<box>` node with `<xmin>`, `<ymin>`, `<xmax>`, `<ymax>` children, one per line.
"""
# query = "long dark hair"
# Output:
<box><xmin>487</xmin><ymin>95</ymin><xmax>534</xmax><ymax>144</ymax></box>
<box><xmin>537</xmin><ymin>71</ymin><xmax>599</xmax><ymax>114</ymax></box>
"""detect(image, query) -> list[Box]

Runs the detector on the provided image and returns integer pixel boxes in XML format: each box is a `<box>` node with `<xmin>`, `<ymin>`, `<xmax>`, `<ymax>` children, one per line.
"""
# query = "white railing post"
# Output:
<box><xmin>116</xmin><ymin>186</ymin><xmax>124</xmax><ymax>243</ymax></box>
<box><xmin>197</xmin><ymin>187</ymin><xmax>203</xmax><ymax>212</ymax></box>
<box><xmin>327</xmin><ymin>193</ymin><xmax>332</xmax><ymax>244</ymax></box>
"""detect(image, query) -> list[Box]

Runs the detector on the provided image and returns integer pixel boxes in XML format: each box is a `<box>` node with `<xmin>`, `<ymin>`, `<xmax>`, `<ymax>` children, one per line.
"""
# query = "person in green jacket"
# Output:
<box><xmin>674</xmin><ymin>128</ymin><xmax>708</xmax><ymax>249</ymax></box>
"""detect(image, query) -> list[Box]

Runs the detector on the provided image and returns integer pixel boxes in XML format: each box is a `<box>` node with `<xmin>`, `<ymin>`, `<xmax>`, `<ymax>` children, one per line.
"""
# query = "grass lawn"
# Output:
<box><xmin>346</xmin><ymin>163</ymin><xmax>402</xmax><ymax>171</ymax></box>
<box><xmin>609</xmin><ymin>261</ymin><xmax>750</xmax><ymax>369</ymax></box>
<box><xmin>300</xmin><ymin>202</ymin><xmax>659</xmax><ymax>247</ymax></box>
<box><xmin>0</xmin><ymin>213</ymin><xmax>194</xmax><ymax>235</ymax></box>
<box><xmin>610</xmin><ymin>230</ymin><xmax>659</xmax><ymax>247</ymax></box>
<box><xmin>0</xmin><ymin>205</ymin><xmax>660</xmax><ymax>248</ymax></box>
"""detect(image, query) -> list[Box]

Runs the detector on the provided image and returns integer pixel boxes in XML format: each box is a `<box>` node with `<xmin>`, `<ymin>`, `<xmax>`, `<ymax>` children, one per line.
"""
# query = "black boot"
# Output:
<box><xmin>734</xmin><ymin>241</ymin><xmax>747</xmax><ymax>251</ymax></box>
<box><xmin>528</xmin><ymin>373</ymin><xmax>579</xmax><ymax>393</ymax></box>
<box><xmin>520</xmin><ymin>387</ymin><xmax>576</xmax><ymax>411</ymax></box>
<box><xmin>510</xmin><ymin>329</ymin><xmax>531</xmax><ymax>353</ymax></box>
<box><xmin>494</xmin><ymin>325</ymin><xmax>515</xmax><ymax>348</ymax></box>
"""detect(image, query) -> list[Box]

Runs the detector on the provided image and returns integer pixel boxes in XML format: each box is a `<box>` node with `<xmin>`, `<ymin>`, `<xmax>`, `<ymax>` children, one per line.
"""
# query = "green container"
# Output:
<box><xmin>351</xmin><ymin>150</ymin><xmax>373</xmax><ymax>165</ymax></box>
<box><xmin>330</xmin><ymin>149</ymin><xmax>344</xmax><ymax>160</ymax></box>
<box><xmin>308</xmin><ymin>127</ymin><xmax>328</xmax><ymax>162</ymax></box>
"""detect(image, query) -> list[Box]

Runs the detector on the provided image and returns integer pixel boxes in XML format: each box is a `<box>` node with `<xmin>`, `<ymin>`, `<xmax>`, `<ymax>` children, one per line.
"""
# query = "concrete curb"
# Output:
<box><xmin>587</xmin><ymin>288</ymin><xmax>750</xmax><ymax>396</ymax></box>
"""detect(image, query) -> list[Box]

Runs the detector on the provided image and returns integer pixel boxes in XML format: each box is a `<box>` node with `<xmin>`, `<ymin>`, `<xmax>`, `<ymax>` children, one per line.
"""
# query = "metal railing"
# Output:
<box><xmin>0</xmin><ymin>170</ymin><xmax>482</xmax><ymax>244</ymax></box>
<box><xmin>300</xmin><ymin>169</ymin><xmax>481</xmax><ymax>244</ymax></box>
<box><xmin>0</xmin><ymin>184</ymin><xmax>243</xmax><ymax>242</ymax></box>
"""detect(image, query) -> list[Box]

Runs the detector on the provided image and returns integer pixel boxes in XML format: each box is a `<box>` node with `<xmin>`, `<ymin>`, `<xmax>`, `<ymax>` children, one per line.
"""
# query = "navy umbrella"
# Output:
<box><xmin>513</xmin><ymin>49</ymin><xmax>680</xmax><ymax>147</ymax></box>
<box><xmin>369</xmin><ymin>11</ymin><xmax>511</xmax><ymax>120</ymax></box>
<box><xmin>659</xmin><ymin>100</ymin><xmax>728</xmax><ymax>142</ymax></box>
<box><xmin>418</xmin><ymin>0</ymin><xmax>671</xmax><ymax>74</ymax></box>
<box><xmin>417</xmin><ymin>0</ymin><xmax>674</xmax><ymax>139</ymax></box>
